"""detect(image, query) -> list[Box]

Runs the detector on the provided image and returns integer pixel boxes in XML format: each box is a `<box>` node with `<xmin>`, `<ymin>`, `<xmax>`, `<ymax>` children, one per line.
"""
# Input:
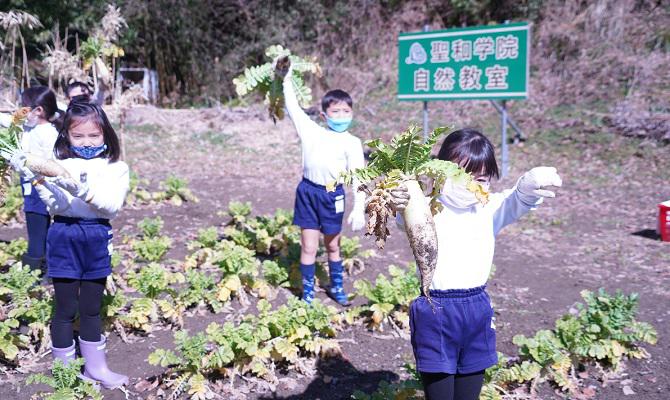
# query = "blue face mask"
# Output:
<box><xmin>70</xmin><ymin>144</ymin><xmax>107</xmax><ymax>159</ymax></box>
<box><xmin>325</xmin><ymin>116</ymin><xmax>352</xmax><ymax>133</ymax></box>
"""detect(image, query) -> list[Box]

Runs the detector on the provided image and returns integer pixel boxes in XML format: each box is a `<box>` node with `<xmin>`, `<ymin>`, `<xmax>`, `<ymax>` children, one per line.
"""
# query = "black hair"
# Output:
<box><xmin>437</xmin><ymin>128</ymin><xmax>500</xmax><ymax>179</ymax></box>
<box><xmin>20</xmin><ymin>86</ymin><xmax>64</xmax><ymax>130</ymax></box>
<box><xmin>321</xmin><ymin>89</ymin><xmax>353</xmax><ymax>112</ymax></box>
<box><xmin>65</xmin><ymin>81</ymin><xmax>92</xmax><ymax>101</ymax></box>
<box><xmin>54</xmin><ymin>100</ymin><xmax>121</xmax><ymax>162</ymax></box>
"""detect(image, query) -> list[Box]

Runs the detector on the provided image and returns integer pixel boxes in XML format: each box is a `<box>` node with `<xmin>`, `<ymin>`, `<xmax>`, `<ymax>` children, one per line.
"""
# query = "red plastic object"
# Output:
<box><xmin>659</xmin><ymin>201</ymin><xmax>670</xmax><ymax>242</ymax></box>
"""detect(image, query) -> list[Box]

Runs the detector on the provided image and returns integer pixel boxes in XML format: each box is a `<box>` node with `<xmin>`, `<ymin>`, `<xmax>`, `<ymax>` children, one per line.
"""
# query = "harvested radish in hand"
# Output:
<box><xmin>233</xmin><ymin>44</ymin><xmax>321</xmax><ymax>123</ymax></box>
<box><xmin>0</xmin><ymin>108</ymin><xmax>29</xmax><ymax>204</ymax></box>
<box><xmin>332</xmin><ymin>125</ymin><xmax>489</xmax><ymax>302</ymax></box>
<box><xmin>0</xmin><ymin>108</ymin><xmax>71</xmax><ymax>183</ymax></box>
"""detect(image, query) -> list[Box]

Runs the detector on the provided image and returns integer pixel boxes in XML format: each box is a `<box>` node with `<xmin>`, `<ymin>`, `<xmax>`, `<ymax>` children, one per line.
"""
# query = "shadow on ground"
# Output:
<box><xmin>258</xmin><ymin>355</ymin><xmax>398</xmax><ymax>400</ymax></box>
<box><xmin>632</xmin><ymin>229</ymin><xmax>661</xmax><ymax>241</ymax></box>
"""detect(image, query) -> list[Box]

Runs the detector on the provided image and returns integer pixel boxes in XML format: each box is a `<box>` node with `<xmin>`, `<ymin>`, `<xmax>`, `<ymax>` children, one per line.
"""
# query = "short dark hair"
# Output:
<box><xmin>21</xmin><ymin>86</ymin><xmax>63</xmax><ymax>130</ymax></box>
<box><xmin>65</xmin><ymin>81</ymin><xmax>92</xmax><ymax>100</ymax></box>
<box><xmin>54</xmin><ymin>101</ymin><xmax>121</xmax><ymax>162</ymax></box>
<box><xmin>321</xmin><ymin>89</ymin><xmax>353</xmax><ymax>112</ymax></box>
<box><xmin>437</xmin><ymin>128</ymin><xmax>500</xmax><ymax>179</ymax></box>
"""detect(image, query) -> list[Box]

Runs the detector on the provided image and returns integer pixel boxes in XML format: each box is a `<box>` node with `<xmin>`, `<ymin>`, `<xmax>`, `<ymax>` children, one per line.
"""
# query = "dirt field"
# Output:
<box><xmin>1</xmin><ymin>104</ymin><xmax>668</xmax><ymax>399</ymax></box>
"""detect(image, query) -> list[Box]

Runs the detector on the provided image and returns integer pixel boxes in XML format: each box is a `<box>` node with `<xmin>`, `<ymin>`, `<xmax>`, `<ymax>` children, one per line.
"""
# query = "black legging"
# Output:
<box><xmin>421</xmin><ymin>371</ymin><xmax>485</xmax><ymax>400</ymax></box>
<box><xmin>25</xmin><ymin>212</ymin><xmax>50</xmax><ymax>259</ymax></box>
<box><xmin>51</xmin><ymin>278</ymin><xmax>106</xmax><ymax>348</ymax></box>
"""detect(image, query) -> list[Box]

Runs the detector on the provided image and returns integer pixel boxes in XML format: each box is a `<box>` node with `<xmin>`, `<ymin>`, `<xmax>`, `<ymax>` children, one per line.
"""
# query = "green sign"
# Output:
<box><xmin>398</xmin><ymin>23</ymin><xmax>529</xmax><ymax>101</ymax></box>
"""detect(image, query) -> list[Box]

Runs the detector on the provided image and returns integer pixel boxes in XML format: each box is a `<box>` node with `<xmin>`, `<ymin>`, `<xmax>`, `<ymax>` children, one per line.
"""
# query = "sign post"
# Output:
<box><xmin>398</xmin><ymin>23</ymin><xmax>530</xmax><ymax>176</ymax></box>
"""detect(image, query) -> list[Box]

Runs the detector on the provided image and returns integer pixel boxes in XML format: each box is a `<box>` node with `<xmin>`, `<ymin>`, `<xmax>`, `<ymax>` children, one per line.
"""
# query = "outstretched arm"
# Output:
<box><xmin>493</xmin><ymin>167</ymin><xmax>562</xmax><ymax>235</ymax></box>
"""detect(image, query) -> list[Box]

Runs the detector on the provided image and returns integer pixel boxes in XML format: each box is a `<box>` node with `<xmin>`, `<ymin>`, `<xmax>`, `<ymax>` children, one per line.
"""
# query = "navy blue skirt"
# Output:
<box><xmin>46</xmin><ymin>216</ymin><xmax>113</xmax><ymax>280</ymax></box>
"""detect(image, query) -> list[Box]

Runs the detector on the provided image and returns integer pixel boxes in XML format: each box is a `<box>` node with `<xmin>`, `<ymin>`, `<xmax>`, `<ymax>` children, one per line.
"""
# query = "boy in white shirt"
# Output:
<box><xmin>280</xmin><ymin>61</ymin><xmax>365</xmax><ymax>306</ymax></box>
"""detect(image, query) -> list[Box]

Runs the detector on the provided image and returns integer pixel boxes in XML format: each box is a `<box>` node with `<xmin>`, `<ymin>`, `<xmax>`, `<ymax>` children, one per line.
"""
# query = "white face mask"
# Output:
<box><xmin>24</xmin><ymin>109</ymin><xmax>40</xmax><ymax>128</ymax></box>
<box><xmin>439</xmin><ymin>178</ymin><xmax>480</xmax><ymax>209</ymax></box>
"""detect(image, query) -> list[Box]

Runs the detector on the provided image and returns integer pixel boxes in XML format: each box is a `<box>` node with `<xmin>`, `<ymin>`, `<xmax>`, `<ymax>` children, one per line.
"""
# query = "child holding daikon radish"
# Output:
<box><xmin>390</xmin><ymin>128</ymin><xmax>562</xmax><ymax>400</ymax></box>
<box><xmin>12</xmin><ymin>86</ymin><xmax>62</xmax><ymax>275</ymax></box>
<box><xmin>278</xmin><ymin>58</ymin><xmax>365</xmax><ymax>306</ymax></box>
<box><xmin>11</xmin><ymin>100</ymin><xmax>129</xmax><ymax>389</ymax></box>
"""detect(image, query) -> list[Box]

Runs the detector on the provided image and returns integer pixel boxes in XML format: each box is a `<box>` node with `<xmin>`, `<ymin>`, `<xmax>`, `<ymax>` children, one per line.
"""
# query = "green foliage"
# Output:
<box><xmin>158</xmin><ymin>175</ymin><xmax>199</xmax><ymax>206</ymax></box>
<box><xmin>132</xmin><ymin>217</ymin><xmax>172</xmax><ymax>262</ymax></box>
<box><xmin>149</xmin><ymin>298</ymin><xmax>340</xmax><ymax>392</ymax></box>
<box><xmin>554</xmin><ymin>289</ymin><xmax>657</xmax><ymax>368</ymax></box>
<box><xmin>0</xmin><ymin>264</ymin><xmax>52</xmax><ymax>360</ymax></box>
<box><xmin>126</xmin><ymin>263</ymin><xmax>184</xmax><ymax>299</ymax></box>
<box><xmin>233</xmin><ymin>45</ymin><xmax>321</xmax><ymax>122</ymax></box>
<box><xmin>212</xmin><ymin>241</ymin><xmax>259</xmax><ymax>280</ymax></box>
<box><xmin>353</xmin><ymin>263</ymin><xmax>419</xmax><ymax>330</ymax></box>
<box><xmin>0</xmin><ymin>182</ymin><xmax>23</xmax><ymax>224</ymax></box>
<box><xmin>189</xmin><ymin>227</ymin><xmax>219</xmax><ymax>250</ymax></box>
<box><xmin>339</xmin><ymin>125</ymin><xmax>469</xmax><ymax>186</ymax></box>
<box><xmin>27</xmin><ymin>359</ymin><xmax>103</xmax><ymax>400</ymax></box>
<box><xmin>132</xmin><ymin>236</ymin><xmax>172</xmax><ymax>262</ymax></box>
<box><xmin>226</xmin><ymin>200</ymin><xmax>252</xmax><ymax>225</ymax></box>
<box><xmin>262</xmin><ymin>260</ymin><xmax>290</xmax><ymax>287</ymax></box>
<box><xmin>137</xmin><ymin>216</ymin><xmax>164</xmax><ymax>238</ymax></box>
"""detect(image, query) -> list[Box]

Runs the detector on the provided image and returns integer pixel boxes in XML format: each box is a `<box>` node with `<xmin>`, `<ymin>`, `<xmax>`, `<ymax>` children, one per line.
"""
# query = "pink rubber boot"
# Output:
<box><xmin>79</xmin><ymin>335</ymin><xmax>128</xmax><ymax>389</ymax></box>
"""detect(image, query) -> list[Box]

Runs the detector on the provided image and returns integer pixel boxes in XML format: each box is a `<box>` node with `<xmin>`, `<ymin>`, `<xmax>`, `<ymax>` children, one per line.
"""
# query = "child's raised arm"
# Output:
<box><xmin>492</xmin><ymin>167</ymin><xmax>562</xmax><ymax>235</ymax></box>
<box><xmin>282</xmin><ymin>69</ymin><xmax>320</xmax><ymax>140</ymax></box>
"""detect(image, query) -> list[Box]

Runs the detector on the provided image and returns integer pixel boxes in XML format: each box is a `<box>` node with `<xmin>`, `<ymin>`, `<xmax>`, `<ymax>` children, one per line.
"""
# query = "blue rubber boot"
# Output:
<box><xmin>300</xmin><ymin>263</ymin><xmax>316</xmax><ymax>304</ymax></box>
<box><xmin>327</xmin><ymin>260</ymin><xmax>350</xmax><ymax>306</ymax></box>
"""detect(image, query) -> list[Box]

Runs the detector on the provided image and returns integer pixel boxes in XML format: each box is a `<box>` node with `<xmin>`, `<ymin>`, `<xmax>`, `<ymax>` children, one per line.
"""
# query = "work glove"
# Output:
<box><xmin>388</xmin><ymin>183</ymin><xmax>410</xmax><ymax>213</ymax></box>
<box><xmin>516</xmin><ymin>167</ymin><xmax>562</xmax><ymax>200</ymax></box>
<box><xmin>8</xmin><ymin>151</ymin><xmax>35</xmax><ymax>180</ymax></box>
<box><xmin>347</xmin><ymin>206</ymin><xmax>366</xmax><ymax>231</ymax></box>
<box><xmin>54</xmin><ymin>172</ymin><xmax>90</xmax><ymax>201</ymax></box>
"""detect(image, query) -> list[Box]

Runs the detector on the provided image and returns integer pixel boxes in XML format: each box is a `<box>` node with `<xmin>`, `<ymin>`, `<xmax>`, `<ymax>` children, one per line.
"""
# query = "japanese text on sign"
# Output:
<box><xmin>398</xmin><ymin>23</ymin><xmax>529</xmax><ymax>101</ymax></box>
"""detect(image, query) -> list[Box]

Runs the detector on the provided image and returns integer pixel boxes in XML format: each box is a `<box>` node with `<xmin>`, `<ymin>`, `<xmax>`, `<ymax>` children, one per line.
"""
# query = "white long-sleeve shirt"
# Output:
<box><xmin>35</xmin><ymin>158</ymin><xmax>129</xmax><ymax>220</ymax></box>
<box><xmin>21</xmin><ymin>122</ymin><xmax>59</xmax><ymax>160</ymax></box>
<box><xmin>283</xmin><ymin>73</ymin><xmax>366</xmax><ymax>207</ymax></box>
<box><xmin>399</xmin><ymin>187</ymin><xmax>542</xmax><ymax>290</ymax></box>
<box><xmin>0</xmin><ymin>112</ymin><xmax>11</xmax><ymax>128</ymax></box>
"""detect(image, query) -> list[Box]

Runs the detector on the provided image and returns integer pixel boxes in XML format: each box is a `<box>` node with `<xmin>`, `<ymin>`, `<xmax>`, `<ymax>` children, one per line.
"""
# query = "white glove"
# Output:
<box><xmin>54</xmin><ymin>173</ymin><xmax>90</xmax><ymax>201</ymax></box>
<box><xmin>8</xmin><ymin>151</ymin><xmax>35</xmax><ymax>180</ymax></box>
<box><xmin>389</xmin><ymin>183</ymin><xmax>410</xmax><ymax>213</ymax></box>
<box><xmin>348</xmin><ymin>207</ymin><xmax>366</xmax><ymax>231</ymax></box>
<box><xmin>517</xmin><ymin>167</ymin><xmax>562</xmax><ymax>199</ymax></box>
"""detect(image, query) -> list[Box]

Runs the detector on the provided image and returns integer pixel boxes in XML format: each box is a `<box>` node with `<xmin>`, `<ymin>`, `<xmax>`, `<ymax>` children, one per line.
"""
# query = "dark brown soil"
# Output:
<box><xmin>1</xmin><ymin>105</ymin><xmax>668</xmax><ymax>399</ymax></box>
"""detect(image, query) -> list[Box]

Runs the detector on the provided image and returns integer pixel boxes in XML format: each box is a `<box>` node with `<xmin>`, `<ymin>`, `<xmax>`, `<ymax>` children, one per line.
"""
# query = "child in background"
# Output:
<box><xmin>15</xmin><ymin>86</ymin><xmax>62</xmax><ymax>276</ymax></box>
<box><xmin>11</xmin><ymin>100</ymin><xmax>129</xmax><ymax>389</ymax></box>
<box><xmin>390</xmin><ymin>128</ymin><xmax>562</xmax><ymax>400</ymax></box>
<box><xmin>279</xmin><ymin>60</ymin><xmax>366</xmax><ymax>306</ymax></box>
<box><xmin>65</xmin><ymin>81</ymin><xmax>93</xmax><ymax>103</ymax></box>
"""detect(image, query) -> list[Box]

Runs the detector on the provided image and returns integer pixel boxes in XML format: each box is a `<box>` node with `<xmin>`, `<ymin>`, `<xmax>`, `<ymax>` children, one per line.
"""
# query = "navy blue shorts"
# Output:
<box><xmin>410</xmin><ymin>286</ymin><xmax>498</xmax><ymax>374</ymax></box>
<box><xmin>293</xmin><ymin>178</ymin><xmax>345</xmax><ymax>235</ymax></box>
<box><xmin>21</xmin><ymin>177</ymin><xmax>48</xmax><ymax>215</ymax></box>
<box><xmin>46</xmin><ymin>216</ymin><xmax>113</xmax><ymax>280</ymax></box>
